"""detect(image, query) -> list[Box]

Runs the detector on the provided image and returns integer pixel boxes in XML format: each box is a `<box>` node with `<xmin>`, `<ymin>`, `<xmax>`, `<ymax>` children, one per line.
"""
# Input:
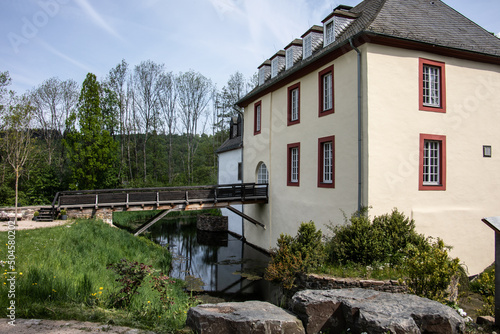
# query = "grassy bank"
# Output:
<box><xmin>0</xmin><ymin>219</ymin><xmax>198</xmax><ymax>333</ymax></box>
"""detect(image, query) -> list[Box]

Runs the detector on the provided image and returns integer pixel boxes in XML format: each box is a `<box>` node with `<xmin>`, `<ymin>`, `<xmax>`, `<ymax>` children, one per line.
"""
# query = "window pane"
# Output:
<box><xmin>323</xmin><ymin>73</ymin><xmax>332</xmax><ymax>111</ymax></box>
<box><xmin>256</xmin><ymin>105</ymin><xmax>261</xmax><ymax>132</ymax></box>
<box><xmin>291</xmin><ymin>147</ymin><xmax>298</xmax><ymax>182</ymax></box>
<box><xmin>323</xmin><ymin>142</ymin><xmax>332</xmax><ymax>183</ymax></box>
<box><xmin>325</xmin><ymin>21</ymin><xmax>334</xmax><ymax>45</ymax></box>
<box><xmin>291</xmin><ymin>88</ymin><xmax>299</xmax><ymax>121</ymax></box>
<box><xmin>286</xmin><ymin>48</ymin><xmax>293</xmax><ymax>70</ymax></box>
<box><xmin>258</xmin><ymin>163</ymin><xmax>268</xmax><ymax>184</ymax></box>
<box><xmin>304</xmin><ymin>35</ymin><xmax>312</xmax><ymax>58</ymax></box>
<box><xmin>422</xmin><ymin>65</ymin><xmax>441</xmax><ymax>107</ymax></box>
<box><xmin>423</xmin><ymin>140</ymin><xmax>440</xmax><ymax>185</ymax></box>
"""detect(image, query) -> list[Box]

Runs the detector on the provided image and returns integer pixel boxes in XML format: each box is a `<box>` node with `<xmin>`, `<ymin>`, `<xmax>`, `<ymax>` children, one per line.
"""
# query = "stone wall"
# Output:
<box><xmin>296</xmin><ymin>273</ymin><xmax>408</xmax><ymax>294</ymax></box>
<box><xmin>0</xmin><ymin>207</ymin><xmax>38</xmax><ymax>220</ymax></box>
<box><xmin>196</xmin><ymin>215</ymin><xmax>228</xmax><ymax>232</ymax></box>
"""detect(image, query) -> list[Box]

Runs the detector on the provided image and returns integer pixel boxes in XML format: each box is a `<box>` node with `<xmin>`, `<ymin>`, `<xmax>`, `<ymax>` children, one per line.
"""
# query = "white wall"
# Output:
<box><xmin>218</xmin><ymin>148</ymin><xmax>243</xmax><ymax>236</ymax></box>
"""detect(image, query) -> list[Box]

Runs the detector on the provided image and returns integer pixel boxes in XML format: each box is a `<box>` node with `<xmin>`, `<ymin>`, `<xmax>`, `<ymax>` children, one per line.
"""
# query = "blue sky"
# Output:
<box><xmin>1</xmin><ymin>0</ymin><xmax>499</xmax><ymax>95</ymax></box>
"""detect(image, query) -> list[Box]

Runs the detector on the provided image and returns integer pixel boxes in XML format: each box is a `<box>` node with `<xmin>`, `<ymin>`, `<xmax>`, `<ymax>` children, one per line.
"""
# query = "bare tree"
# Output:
<box><xmin>30</xmin><ymin>77</ymin><xmax>78</xmax><ymax>169</ymax></box>
<box><xmin>107</xmin><ymin>60</ymin><xmax>129</xmax><ymax>182</ymax></box>
<box><xmin>1</xmin><ymin>95</ymin><xmax>35</xmax><ymax>222</ymax></box>
<box><xmin>176</xmin><ymin>70</ymin><xmax>212</xmax><ymax>184</ymax></box>
<box><xmin>133</xmin><ymin>60</ymin><xmax>164</xmax><ymax>182</ymax></box>
<box><xmin>158</xmin><ymin>72</ymin><xmax>177</xmax><ymax>184</ymax></box>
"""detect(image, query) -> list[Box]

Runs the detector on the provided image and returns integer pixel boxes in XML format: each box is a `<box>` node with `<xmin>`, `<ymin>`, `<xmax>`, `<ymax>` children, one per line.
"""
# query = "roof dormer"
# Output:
<box><xmin>258</xmin><ymin>60</ymin><xmax>271</xmax><ymax>86</ymax></box>
<box><xmin>285</xmin><ymin>39</ymin><xmax>303</xmax><ymax>70</ymax></box>
<box><xmin>322</xmin><ymin>5</ymin><xmax>357</xmax><ymax>47</ymax></box>
<box><xmin>270</xmin><ymin>50</ymin><xmax>286</xmax><ymax>78</ymax></box>
<box><xmin>301</xmin><ymin>25</ymin><xmax>323</xmax><ymax>59</ymax></box>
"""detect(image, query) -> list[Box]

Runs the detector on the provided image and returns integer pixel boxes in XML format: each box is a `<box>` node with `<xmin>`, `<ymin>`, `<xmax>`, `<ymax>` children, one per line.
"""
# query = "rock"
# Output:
<box><xmin>290</xmin><ymin>288</ymin><xmax>465</xmax><ymax>334</ymax></box>
<box><xmin>186</xmin><ymin>300</ymin><xmax>305</xmax><ymax>334</ymax></box>
<box><xmin>476</xmin><ymin>315</ymin><xmax>495</xmax><ymax>326</ymax></box>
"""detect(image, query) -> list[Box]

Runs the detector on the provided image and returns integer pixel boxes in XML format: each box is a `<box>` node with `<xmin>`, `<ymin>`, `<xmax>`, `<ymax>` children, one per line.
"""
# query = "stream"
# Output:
<box><xmin>145</xmin><ymin>216</ymin><xmax>281</xmax><ymax>303</ymax></box>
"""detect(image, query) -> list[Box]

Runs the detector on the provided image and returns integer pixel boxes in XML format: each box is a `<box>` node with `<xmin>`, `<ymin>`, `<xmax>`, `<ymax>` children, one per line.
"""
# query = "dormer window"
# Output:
<box><xmin>303</xmin><ymin>35</ymin><xmax>312</xmax><ymax>59</ymax></box>
<box><xmin>258</xmin><ymin>60</ymin><xmax>271</xmax><ymax>86</ymax></box>
<box><xmin>286</xmin><ymin>48</ymin><xmax>293</xmax><ymax>69</ymax></box>
<box><xmin>324</xmin><ymin>19</ymin><xmax>335</xmax><ymax>46</ymax></box>
<box><xmin>271</xmin><ymin>57</ymin><xmax>279</xmax><ymax>78</ymax></box>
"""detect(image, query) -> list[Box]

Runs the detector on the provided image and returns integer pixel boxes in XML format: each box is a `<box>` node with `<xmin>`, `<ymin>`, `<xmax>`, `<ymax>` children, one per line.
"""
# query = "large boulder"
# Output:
<box><xmin>187</xmin><ymin>300</ymin><xmax>305</xmax><ymax>334</ymax></box>
<box><xmin>290</xmin><ymin>289</ymin><xmax>465</xmax><ymax>334</ymax></box>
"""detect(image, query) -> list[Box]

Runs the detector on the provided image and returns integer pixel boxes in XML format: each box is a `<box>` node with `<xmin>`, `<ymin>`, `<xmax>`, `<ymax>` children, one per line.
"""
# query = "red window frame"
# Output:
<box><xmin>287</xmin><ymin>143</ymin><xmax>300</xmax><ymax>186</ymax></box>
<box><xmin>254</xmin><ymin>101</ymin><xmax>262</xmax><ymax>135</ymax></box>
<box><xmin>419</xmin><ymin>134</ymin><xmax>446</xmax><ymax>191</ymax></box>
<box><xmin>317</xmin><ymin>136</ymin><xmax>335</xmax><ymax>188</ymax></box>
<box><xmin>318</xmin><ymin>65</ymin><xmax>334</xmax><ymax>117</ymax></box>
<box><xmin>287</xmin><ymin>83</ymin><xmax>300</xmax><ymax>126</ymax></box>
<box><xmin>419</xmin><ymin>58</ymin><xmax>446</xmax><ymax>113</ymax></box>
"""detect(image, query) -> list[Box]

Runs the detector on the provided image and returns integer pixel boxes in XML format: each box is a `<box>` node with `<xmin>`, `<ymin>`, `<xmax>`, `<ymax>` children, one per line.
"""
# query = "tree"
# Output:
<box><xmin>1</xmin><ymin>95</ymin><xmax>35</xmax><ymax>221</ymax></box>
<box><xmin>176</xmin><ymin>70</ymin><xmax>212</xmax><ymax>184</ymax></box>
<box><xmin>158</xmin><ymin>72</ymin><xmax>177</xmax><ymax>184</ymax></box>
<box><xmin>133</xmin><ymin>60</ymin><xmax>164</xmax><ymax>182</ymax></box>
<box><xmin>64</xmin><ymin>73</ymin><xmax>118</xmax><ymax>190</ymax></box>
<box><xmin>0</xmin><ymin>71</ymin><xmax>12</xmax><ymax>112</ymax></box>
<box><xmin>30</xmin><ymin>77</ymin><xmax>79</xmax><ymax>166</ymax></box>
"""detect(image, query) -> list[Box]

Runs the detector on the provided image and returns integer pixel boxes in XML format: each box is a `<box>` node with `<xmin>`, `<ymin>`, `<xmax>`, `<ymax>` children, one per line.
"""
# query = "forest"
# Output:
<box><xmin>0</xmin><ymin>60</ymin><xmax>256</xmax><ymax>207</ymax></box>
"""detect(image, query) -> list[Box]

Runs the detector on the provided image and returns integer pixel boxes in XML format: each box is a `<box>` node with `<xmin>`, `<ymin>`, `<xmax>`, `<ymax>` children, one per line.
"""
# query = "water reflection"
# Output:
<box><xmin>149</xmin><ymin>218</ymin><xmax>274</xmax><ymax>301</ymax></box>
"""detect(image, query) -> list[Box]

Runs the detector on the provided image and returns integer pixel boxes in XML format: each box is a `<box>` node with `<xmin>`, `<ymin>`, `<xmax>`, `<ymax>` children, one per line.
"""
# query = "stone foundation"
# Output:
<box><xmin>196</xmin><ymin>215</ymin><xmax>228</xmax><ymax>232</ymax></box>
<box><xmin>0</xmin><ymin>207</ymin><xmax>38</xmax><ymax>220</ymax></box>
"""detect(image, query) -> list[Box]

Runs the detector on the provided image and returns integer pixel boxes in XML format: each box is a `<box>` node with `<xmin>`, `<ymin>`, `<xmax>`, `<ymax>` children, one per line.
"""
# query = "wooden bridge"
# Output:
<box><xmin>43</xmin><ymin>183</ymin><xmax>268</xmax><ymax>234</ymax></box>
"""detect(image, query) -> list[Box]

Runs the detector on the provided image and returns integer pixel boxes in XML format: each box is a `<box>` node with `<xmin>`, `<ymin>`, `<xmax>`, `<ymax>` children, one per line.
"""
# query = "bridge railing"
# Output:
<box><xmin>53</xmin><ymin>183</ymin><xmax>268</xmax><ymax>209</ymax></box>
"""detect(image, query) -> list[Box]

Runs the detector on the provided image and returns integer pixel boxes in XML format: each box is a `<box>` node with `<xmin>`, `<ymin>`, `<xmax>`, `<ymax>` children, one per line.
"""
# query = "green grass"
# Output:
<box><xmin>317</xmin><ymin>262</ymin><xmax>406</xmax><ymax>281</ymax></box>
<box><xmin>0</xmin><ymin>219</ymin><xmax>198</xmax><ymax>333</ymax></box>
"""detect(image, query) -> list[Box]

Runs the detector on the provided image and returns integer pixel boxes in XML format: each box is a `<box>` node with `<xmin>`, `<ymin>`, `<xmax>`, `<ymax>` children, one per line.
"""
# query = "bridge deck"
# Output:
<box><xmin>53</xmin><ymin>183</ymin><xmax>268</xmax><ymax>212</ymax></box>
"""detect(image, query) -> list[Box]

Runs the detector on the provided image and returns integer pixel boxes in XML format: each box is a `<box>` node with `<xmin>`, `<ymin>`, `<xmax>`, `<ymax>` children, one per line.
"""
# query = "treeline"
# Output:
<box><xmin>0</xmin><ymin>60</ymin><xmax>255</xmax><ymax>207</ymax></box>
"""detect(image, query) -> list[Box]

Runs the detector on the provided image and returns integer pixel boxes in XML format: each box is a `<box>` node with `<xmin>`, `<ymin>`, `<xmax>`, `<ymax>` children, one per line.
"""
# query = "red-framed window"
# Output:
<box><xmin>287</xmin><ymin>143</ymin><xmax>300</xmax><ymax>186</ymax></box>
<box><xmin>287</xmin><ymin>83</ymin><xmax>300</xmax><ymax>126</ymax></box>
<box><xmin>419</xmin><ymin>134</ymin><xmax>446</xmax><ymax>191</ymax></box>
<box><xmin>254</xmin><ymin>101</ymin><xmax>262</xmax><ymax>135</ymax></box>
<box><xmin>419</xmin><ymin>58</ymin><xmax>446</xmax><ymax>113</ymax></box>
<box><xmin>318</xmin><ymin>66</ymin><xmax>334</xmax><ymax>117</ymax></box>
<box><xmin>318</xmin><ymin>136</ymin><xmax>335</xmax><ymax>188</ymax></box>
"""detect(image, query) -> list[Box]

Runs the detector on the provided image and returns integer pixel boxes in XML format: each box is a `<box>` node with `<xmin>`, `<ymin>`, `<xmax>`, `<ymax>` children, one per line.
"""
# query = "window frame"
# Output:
<box><xmin>318</xmin><ymin>66</ymin><xmax>334</xmax><ymax>116</ymax></box>
<box><xmin>324</xmin><ymin>19</ymin><xmax>335</xmax><ymax>46</ymax></box>
<box><xmin>271</xmin><ymin>57</ymin><xmax>279</xmax><ymax>78</ymax></box>
<box><xmin>257</xmin><ymin>162</ymin><xmax>269</xmax><ymax>184</ymax></box>
<box><xmin>285</xmin><ymin>47</ymin><xmax>294</xmax><ymax>70</ymax></box>
<box><xmin>254</xmin><ymin>101</ymin><xmax>261</xmax><ymax>135</ymax></box>
<box><xmin>419</xmin><ymin>58</ymin><xmax>446</xmax><ymax>113</ymax></box>
<box><xmin>419</xmin><ymin>134</ymin><xmax>446</xmax><ymax>191</ymax></box>
<box><xmin>318</xmin><ymin>135</ymin><xmax>335</xmax><ymax>188</ymax></box>
<box><xmin>303</xmin><ymin>35</ymin><xmax>312</xmax><ymax>59</ymax></box>
<box><xmin>287</xmin><ymin>82</ymin><xmax>300</xmax><ymax>126</ymax></box>
<box><xmin>287</xmin><ymin>143</ymin><xmax>300</xmax><ymax>187</ymax></box>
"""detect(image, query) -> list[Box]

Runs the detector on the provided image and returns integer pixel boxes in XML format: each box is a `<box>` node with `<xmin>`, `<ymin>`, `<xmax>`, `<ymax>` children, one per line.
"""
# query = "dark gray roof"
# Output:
<box><xmin>216</xmin><ymin>136</ymin><xmax>242</xmax><ymax>154</ymax></box>
<box><xmin>237</xmin><ymin>0</ymin><xmax>500</xmax><ymax>107</ymax></box>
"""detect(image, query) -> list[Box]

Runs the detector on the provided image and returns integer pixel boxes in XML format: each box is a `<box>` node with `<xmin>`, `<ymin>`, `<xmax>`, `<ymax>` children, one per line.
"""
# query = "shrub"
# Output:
<box><xmin>326</xmin><ymin>208</ymin><xmax>426</xmax><ymax>266</ymax></box>
<box><xmin>265</xmin><ymin>221</ymin><xmax>324</xmax><ymax>289</ymax></box>
<box><xmin>404</xmin><ymin>237</ymin><xmax>460</xmax><ymax>303</ymax></box>
<box><xmin>470</xmin><ymin>266</ymin><xmax>495</xmax><ymax>316</ymax></box>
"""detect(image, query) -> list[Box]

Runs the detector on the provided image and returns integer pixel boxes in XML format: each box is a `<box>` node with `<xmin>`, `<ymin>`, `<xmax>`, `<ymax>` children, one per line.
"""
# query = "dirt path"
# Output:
<box><xmin>0</xmin><ymin>219</ymin><xmax>69</xmax><ymax>232</ymax></box>
<box><xmin>0</xmin><ymin>318</ymin><xmax>155</xmax><ymax>333</ymax></box>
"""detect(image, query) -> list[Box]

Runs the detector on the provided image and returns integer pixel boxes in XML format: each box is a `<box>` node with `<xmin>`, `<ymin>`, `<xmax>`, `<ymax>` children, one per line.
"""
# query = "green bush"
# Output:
<box><xmin>470</xmin><ymin>266</ymin><xmax>495</xmax><ymax>316</ymax></box>
<box><xmin>265</xmin><ymin>221</ymin><xmax>324</xmax><ymax>289</ymax></box>
<box><xmin>326</xmin><ymin>208</ymin><xmax>425</xmax><ymax>266</ymax></box>
<box><xmin>404</xmin><ymin>237</ymin><xmax>460</xmax><ymax>303</ymax></box>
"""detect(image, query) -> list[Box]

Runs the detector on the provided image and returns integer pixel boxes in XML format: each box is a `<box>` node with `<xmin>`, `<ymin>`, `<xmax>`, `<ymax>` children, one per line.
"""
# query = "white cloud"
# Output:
<box><xmin>74</xmin><ymin>0</ymin><xmax>124</xmax><ymax>41</ymax></box>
